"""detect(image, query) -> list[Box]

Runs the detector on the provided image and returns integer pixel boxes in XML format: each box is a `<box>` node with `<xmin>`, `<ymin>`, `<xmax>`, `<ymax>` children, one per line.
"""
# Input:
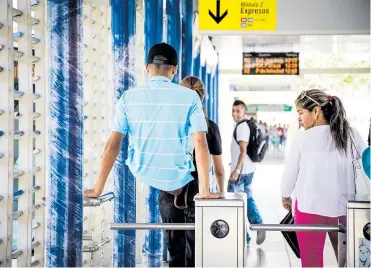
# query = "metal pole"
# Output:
<box><xmin>111</xmin><ymin>0</ymin><xmax>136</xmax><ymax>266</ymax></box>
<box><xmin>250</xmin><ymin>224</ymin><xmax>344</xmax><ymax>233</ymax></box>
<box><xmin>46</xmin><ymin>0</ymin><xmax>84</xmax><ymax>267</ymax></box>
<box><xmin>110</xmin><ymin>223</ymin><xmax>195</xmax><ymax>231</ymax></box>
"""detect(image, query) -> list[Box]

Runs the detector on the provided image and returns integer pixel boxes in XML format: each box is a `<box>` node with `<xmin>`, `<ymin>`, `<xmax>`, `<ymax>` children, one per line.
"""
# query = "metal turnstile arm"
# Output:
<box><xmin>109</xmin><ymin>223</ymin><xmax>195</xmax><ymax>231</ymax></box>
<box><xmin>250</xmin><ymin>224</ymin><xmax>345</xmax><ymax>233</ymax></box>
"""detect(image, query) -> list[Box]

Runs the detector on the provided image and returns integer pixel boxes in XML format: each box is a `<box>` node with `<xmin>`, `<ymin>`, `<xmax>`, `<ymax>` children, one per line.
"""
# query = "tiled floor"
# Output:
<box><xmin>246</xmin><ymin>152</ymin><xmax>338</xmax><ymax>267</ymax></box>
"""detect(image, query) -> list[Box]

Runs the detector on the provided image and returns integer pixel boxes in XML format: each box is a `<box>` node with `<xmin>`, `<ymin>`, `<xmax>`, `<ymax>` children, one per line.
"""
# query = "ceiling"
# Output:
<box><xmin>214</xmin><ymin>35</ymin><xmax>370</xmax><ymax>91</ymax></box>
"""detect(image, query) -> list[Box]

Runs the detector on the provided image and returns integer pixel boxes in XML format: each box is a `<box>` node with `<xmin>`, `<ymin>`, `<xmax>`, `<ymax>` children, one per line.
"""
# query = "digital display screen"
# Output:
<box><xmin>242</xmin><ymin>52</ymin><xmax>299</xmax><ymax>75</ymax></box>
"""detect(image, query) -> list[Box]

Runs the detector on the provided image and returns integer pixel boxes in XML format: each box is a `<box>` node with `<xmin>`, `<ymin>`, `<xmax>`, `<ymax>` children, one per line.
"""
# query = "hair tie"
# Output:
<box><xmin>328</xmin><ymin>95</ymin><xmax>334</xmax><ymax>105</ymax></box>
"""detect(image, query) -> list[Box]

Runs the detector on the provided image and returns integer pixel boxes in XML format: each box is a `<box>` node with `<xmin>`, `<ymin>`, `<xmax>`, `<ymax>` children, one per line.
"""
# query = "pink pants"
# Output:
<box><xmin>295</xmin><ymin>201</ymin><xmax>345</xmax><ymax>267</ymax></box>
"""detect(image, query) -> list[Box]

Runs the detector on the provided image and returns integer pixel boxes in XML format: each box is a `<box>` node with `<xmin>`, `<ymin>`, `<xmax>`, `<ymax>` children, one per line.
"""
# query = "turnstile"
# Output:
<box><xmin>340</xmin><ymin>194</ymin><xmax>370</xmax><ymax>268</ymax></box>
<box><xmin>110</xmin><ymin>192</ymin><xmax>247</xmax><ymax>267</ymax></box>
<box><xmin>195</xmin><ymin>192</ymin><xmax>247</xmax><ymax>267</ymax></box>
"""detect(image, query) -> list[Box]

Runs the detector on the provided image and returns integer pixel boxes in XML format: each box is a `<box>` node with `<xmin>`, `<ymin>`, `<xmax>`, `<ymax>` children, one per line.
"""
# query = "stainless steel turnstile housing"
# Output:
<box><xmin>195</xmin><ymin>192</ymin><xmax>247</xmax><ymax>267</ymax></box>
<box><xmin>340</xmin><ymin>194</ymin><xmax>370</xmax><ymax>267</ymax></box>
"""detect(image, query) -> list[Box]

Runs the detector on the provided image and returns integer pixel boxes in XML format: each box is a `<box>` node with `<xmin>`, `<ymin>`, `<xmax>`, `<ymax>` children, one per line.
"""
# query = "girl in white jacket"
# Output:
<box><xmin>281</xmin><ymin>89</ymin><xmax>366</xmax><ymax>267</ymax></box>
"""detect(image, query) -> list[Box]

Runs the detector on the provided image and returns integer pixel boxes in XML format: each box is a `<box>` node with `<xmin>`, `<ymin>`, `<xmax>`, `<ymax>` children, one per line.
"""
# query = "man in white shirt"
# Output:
<box><xmin>229</xmin><ymin>100</ymin><xmax>266</xmax><ymax>245</ymax></box>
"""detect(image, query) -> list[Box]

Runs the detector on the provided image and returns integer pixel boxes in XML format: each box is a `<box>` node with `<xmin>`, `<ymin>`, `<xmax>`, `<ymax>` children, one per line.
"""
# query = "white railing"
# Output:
<box><xmin>82</xmin><ymin>3</ymin><xmax>113</xmax><ymax>267</ymax></box>
<box><xmin>0</xmin><ymin>1</ymin><xmax>46</xmax><ymax>267</ymax></box>
<box><xmin>0</xmin><ymin>1</ymin><xmax>15</xmax><ymax>267</ymax></box>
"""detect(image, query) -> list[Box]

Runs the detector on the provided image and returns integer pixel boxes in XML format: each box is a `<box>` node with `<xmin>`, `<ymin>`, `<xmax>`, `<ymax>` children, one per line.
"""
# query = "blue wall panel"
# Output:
<box><xmin>214</xmin><ymin>72</ymin><xmax>217</xmax><ymax>122</ymax></box>
<box><xmin>201</xmin><ymin>65</ymin><xmax>207</xmax><ymax>109</ymax></box>
<box><xmin>166</xmin><ymin>0</ymin><xmax>182</xmax><ymax>84</ymax></box>
<box><xmin>111</xmin><ymin>0</ymin><xmax>137</xmax><ymax>266</ymax></box>
<box><xmin>181</xmin><ymin>0</ymin><xmax>193</xmax><ymax>79</ymax></box>
<box><xmin>193</xmin><ymin>53</ymin><xmax>201</xmax><ymax>79</ymax></box>
<box><xmin>46</xmin><ymin>0</ymin><xmax>83</xmax><ymax>266</ymax></box>
<box><xmin>208</xmin><ymin>72</ymin><xmax>214</xmax><ymax>121</ymax></box>
<box><xmin>143</xmin><ymin>0</ymin><xmax>164</xmax><ymax>266</ymax></box>
<box><xmin>206</xmin><ymin>72</ymin><xmax>212</xmax><ymax>118</ymax></box>
<box><xmin>215</xmin><ymin>64</ymin><xmax>219</xmax><ymax>124</ymax></box>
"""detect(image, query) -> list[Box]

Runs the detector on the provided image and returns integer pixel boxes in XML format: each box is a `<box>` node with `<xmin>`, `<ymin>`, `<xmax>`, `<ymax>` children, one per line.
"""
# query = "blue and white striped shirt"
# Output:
<box><xmin>112</xmin><ymin>76</ymin><xmax>208</xmax><ymax>191</ymax></box>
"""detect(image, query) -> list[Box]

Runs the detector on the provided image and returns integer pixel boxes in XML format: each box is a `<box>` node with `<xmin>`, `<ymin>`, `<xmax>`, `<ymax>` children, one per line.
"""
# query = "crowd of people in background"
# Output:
<box><xmin>255</xmin><ymin>120</ymin><xmax>289</xmax><ymax>153</ymax></box>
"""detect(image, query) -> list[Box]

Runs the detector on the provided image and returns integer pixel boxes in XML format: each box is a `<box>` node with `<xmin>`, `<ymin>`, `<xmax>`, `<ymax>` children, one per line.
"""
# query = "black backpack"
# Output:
<box><xmin>233</xmin><ymin>119</ymin><xmax>268</xmax><ymax>163</ymax></box>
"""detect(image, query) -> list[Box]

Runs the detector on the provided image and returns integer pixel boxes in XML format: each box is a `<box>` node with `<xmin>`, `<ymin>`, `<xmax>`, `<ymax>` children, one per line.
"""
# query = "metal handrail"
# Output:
<box><xmin>83</xmin><ymin>237</ymin><xmax>111</xmax><ymax>253</ymax></box>
<box><xmin>14</xmin><ymin>131</ymin><xmax>25</xmax><ymax>139</ymax></box>
<box><xmin>109</xmin><ymin>223</ymin><xmax>195</xmax><ymax>231</ymax></box>
<box><xmin>14</xmin><ymin>171</ymin><xmax>25</xmax><ymax>179</ymax></box>
<box><xmin>250</xmin><ymin>224</ymin><xmax>345</xmax><ymax>233</ymax></box>
<box><xmin>83</xmin><ymin>192</ymin><xmax>114</xmax><ymax>207</ymax></box>
<box><xmin>33</xmin><ymin>112</ymin><xmax>41</xmax><ymax>119</ymax></box>
<box><xmin>14</xmin><ymin>90</ymin><xmax>24</xmax><ymax>99</ymax></box>
<box><xmin>12</xmin><ymin>250</ymin><xmax>22</xmax><ymax>259</ymax></box>
<box><xmin>32</xmin><ymin>241</ymin><xmax>40</xmax><ymax>250</ymax></box>
<box><xmin>12</xmin><ymin>8</ymin><xmax>22</xmax><ymax>18</ymax></box>
<box><xmin>12</xmin><ymin>211</ymin><xmax>23</xmax><ymax>219</ymax></box>
<box><xmin>32</xmin><ymin>222</ymin><xmax>41</xmax><ymax>230</ymax></box>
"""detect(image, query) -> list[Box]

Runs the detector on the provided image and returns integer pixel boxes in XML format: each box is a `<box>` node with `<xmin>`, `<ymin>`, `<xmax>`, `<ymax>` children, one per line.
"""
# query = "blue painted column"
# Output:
<box><xmin>181</xmin><ymin>0</ymin><xmax>193</xmax><ymax>79</ymax></box>
<box><xmin>193</xmin><ymin>52</ymin><xmax>201</xmax><ymax>79</ymax></box>
<box><xmin>143</xmin><ymin>0</ymin><xmax>164</xmax><ymax>266</ymax></box>
<box><xmin>214</xmin><ymin>72</ymin><xmax>217</xmax><ymax>122</ymax></box>
<box><xmin>206</xmin><ymin>72</ymin><xmax>212</xmax><ymax>118</ymax></box>
<box><xmin>211</xmin><ymin>73</ymin><xmax>217</xmax><ymax>122</ymax></box>
<box><xmin>111</xmin><ymin>0</ymin><xmax>136</xmax><ymax>267</ymax></box>
<box><xmin>215</xmin><ymin>64</ymin><xmax>219</xmax><ymax>124</ymax></box>
<box><xmin>201</xmin><ymin>65</ymin><xmax>207</xmax><ymax>108</ymax></box>
<box><xmin>166</xmin><ymin>0</ymin><xmax>182</xmax><ymax>84</ymax></box>
<box><xmin>46</xmin><ymin>0</ymin><xmax>83</xmax><ymax>266</ymax></box>
<box><xmin>208</xmin><ymin>72</ymin><xmax>214</xmax><ymax>120</ymax></box>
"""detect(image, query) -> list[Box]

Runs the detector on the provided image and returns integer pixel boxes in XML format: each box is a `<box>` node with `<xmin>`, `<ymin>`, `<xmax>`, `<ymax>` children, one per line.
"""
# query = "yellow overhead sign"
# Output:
<box><xmin>199</xmin><ymin>0</ymin><xmax>276</xmax><ymax>31</ymax></box>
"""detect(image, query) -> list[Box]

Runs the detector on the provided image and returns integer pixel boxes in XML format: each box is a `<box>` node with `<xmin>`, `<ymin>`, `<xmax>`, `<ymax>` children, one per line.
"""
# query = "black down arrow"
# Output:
<box><xmin>209</xmin><ymin>0</ymin><xmax>228</xmax><ymax>24</ymax></box>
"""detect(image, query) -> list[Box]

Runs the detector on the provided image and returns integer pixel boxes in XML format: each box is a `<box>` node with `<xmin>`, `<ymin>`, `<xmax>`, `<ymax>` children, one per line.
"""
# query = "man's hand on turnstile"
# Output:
<box><xmin>282</xmin><ymin>197</ymin><xmax>292</xmax><ymax>211</ymax></box>
<box><xmin>196</xmin><ymin>191</ymin><xmax>224</xmax><ymax>199</ymax></box>
<box><xmin>84</xmin><ymin>132</ymin><xmax>124</xmax><ymax>199</ymax></box>
<box><xmin>84</xmin><ymin>187</ymin><xmax>103</xmax><ymax>198</ymax></box>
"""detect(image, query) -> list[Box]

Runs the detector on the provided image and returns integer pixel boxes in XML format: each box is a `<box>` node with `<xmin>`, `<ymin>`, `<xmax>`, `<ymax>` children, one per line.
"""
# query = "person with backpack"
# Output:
<box><xmin>229</xmin><ymin>100</ymin><xmax>267</xmax><ymax>246</ymax></box>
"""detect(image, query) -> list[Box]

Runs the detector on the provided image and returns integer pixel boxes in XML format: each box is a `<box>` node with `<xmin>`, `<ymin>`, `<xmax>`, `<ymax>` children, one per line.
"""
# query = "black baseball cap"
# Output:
<box><xmin>147</xmin><ymin>43</ymin><xmax>178</xmax><ymax>66</ymax></box>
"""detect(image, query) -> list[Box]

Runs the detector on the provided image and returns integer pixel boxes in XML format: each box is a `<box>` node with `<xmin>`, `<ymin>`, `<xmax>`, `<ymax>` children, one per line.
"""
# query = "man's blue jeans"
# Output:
<box><xmin>227</xmin><ymin>172</ymin><xmax>263</xmax><ymax>243</ymax></box>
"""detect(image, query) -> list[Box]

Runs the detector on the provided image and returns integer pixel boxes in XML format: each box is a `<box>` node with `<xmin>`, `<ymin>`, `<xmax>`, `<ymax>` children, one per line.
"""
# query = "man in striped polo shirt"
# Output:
<box><xmin>85</xmin><ymin>43</ymin><xmax>222</xmax><ymax>201</ymax></box>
